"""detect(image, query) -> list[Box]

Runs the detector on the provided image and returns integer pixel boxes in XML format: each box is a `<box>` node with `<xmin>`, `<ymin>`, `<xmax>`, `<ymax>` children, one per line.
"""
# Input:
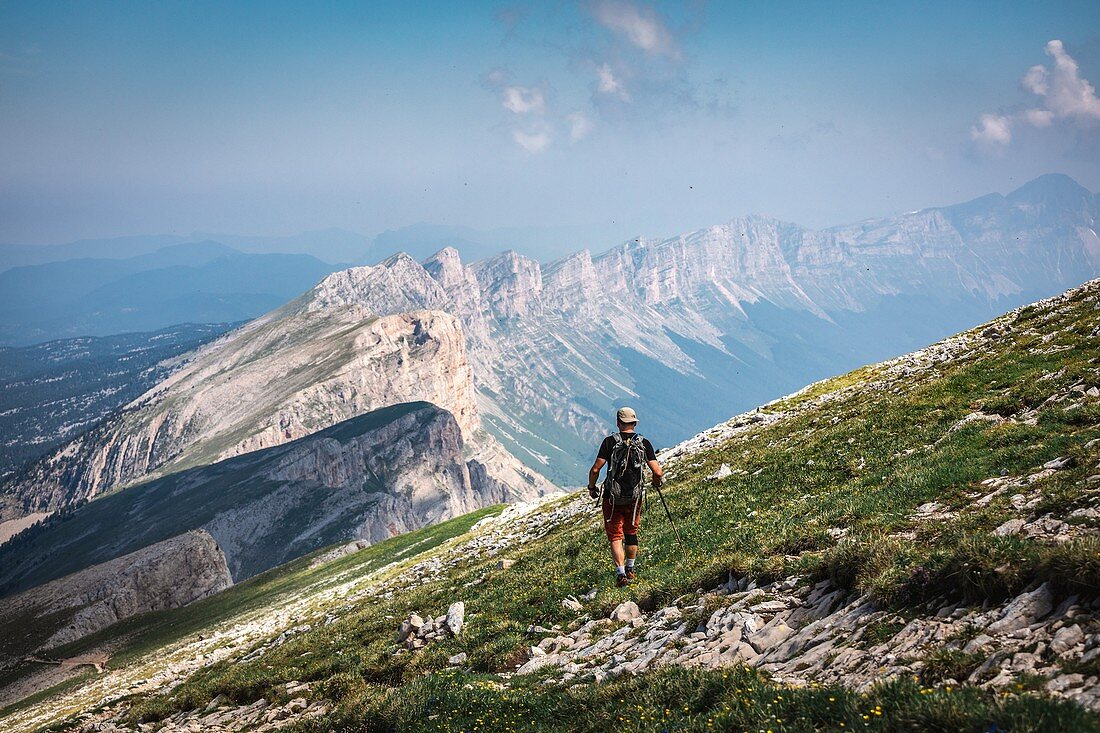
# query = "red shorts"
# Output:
<box><xmin>602</xmin><ymin>498</ymin><xmax>642</xmax><ymax>542</ymax></box>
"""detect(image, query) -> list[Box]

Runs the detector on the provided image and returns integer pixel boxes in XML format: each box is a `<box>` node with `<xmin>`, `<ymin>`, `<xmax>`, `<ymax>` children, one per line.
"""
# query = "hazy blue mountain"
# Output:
<box><xmin>0</xmin><ymin>229</ymin><xmax>366</xmax><ymax>274</ymax></box>
<box><xmin>188</xmin><ymin>227</ymin><xmax>369</xmax><ymax>264</ymax></box>
<box><xmin>0</xmin><ymin>324</ymin><xmax>233</xmax><ymax>479</ymax></box>
<box><xmin>0</xmin><ymin>241</ymin><xmax>238</xmax><ymax>312</ymax></box>
<box><xmin>0</xmin><ymin>245</ymin><xmax>340</xmax><ymax>345</ymax></box>
<box><xmin>0</xmin><ymin>234</ymin><xmax>191</xmax><ymax>273</ymax></box>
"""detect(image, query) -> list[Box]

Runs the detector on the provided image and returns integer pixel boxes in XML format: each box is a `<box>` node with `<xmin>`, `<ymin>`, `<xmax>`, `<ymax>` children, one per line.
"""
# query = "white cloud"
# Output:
<box><xmin>1024</xmin><ymin>40</ymin><xmax>1100</xmax><ymax>122</ymax></box>
<box><xmin>501</xmin><ymin>85</ymin><xmax>545</xmax><ymax>115</ymax></box>
<box><xmin>590</xmin><ymin>0</ymin><xmax>680</xmax><ymax>60</ymax></box>
<box><xmin>970</xmin><ymin>113</ymin><xmax>1013</xmax><ymax>146</ymax></box>
<box><xmin>1021</xmin><ymin>64</ymin><xmax>1048</xmax><ymax>97</ymax></box>
<box><xmin>566</xmin><ymin>111</ymin><xmax>594</xmax><ymax>141</ymax></box>
<box><xmin>512</xmin><ymin>130</ymin><xmax>552</xmax><ymax>153</ymax></box>
<box><xmin>595</xmin><ymin>63</ymin><xmax>631</xmax><ymax>101</ymax></box>
<box><xmin>483</xmin><ymin>67</ymin><xmax>509</xmax><ymax>87</ymax></box>
<box><xmin>971</xmin><ymin>39</ymin><xmax>1100</xmax><ymax>152</ymax></box>
<box><xmin>1023</xmin><ymin>108</ymin><xmax>1054</xmax><ymax>127</ymax></box>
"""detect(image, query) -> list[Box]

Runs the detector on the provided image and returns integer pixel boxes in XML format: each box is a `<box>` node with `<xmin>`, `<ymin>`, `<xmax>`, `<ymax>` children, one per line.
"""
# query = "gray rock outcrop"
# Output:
<box><xmin>0</xmin><ymin>530</ymin><xmax>230</xmax><ymax>663</ymax></box>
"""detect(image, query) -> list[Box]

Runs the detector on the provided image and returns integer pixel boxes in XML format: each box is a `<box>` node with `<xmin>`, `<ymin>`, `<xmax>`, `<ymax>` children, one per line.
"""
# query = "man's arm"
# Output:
<box><xmin>648</xmin><ymin>459</ymin><xmax>664</xmax><ymax>487</ymax></box>
<box><xmin>588</xmin><ymin>458</ymin><xmax>606</xmax><ymax>497</ymax></box>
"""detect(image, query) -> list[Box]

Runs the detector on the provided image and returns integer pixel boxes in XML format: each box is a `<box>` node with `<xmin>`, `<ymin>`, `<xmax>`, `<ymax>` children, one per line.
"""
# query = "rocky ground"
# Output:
<box><xmin>0</xmin><ymin>497</ymin><xmax>569</xmax><ymax>732</ymax></box>
<box><xmin>32</xmin><ymin>466</ymin><xmax>1098</xmax><ymax>732</ymax></box>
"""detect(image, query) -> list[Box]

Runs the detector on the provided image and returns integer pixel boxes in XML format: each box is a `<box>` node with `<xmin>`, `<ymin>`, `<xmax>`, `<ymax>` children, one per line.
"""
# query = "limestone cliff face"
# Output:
<box><xmin>0</xmin><ymin>403</ymin><xmax>534</xmax><ymax>601</ymax></box>
<box><xmin>198</xmin><ymin>402</ymin><xmax>527</xmax><ymax>580</ymax></box>
<box><xmin>1</xmin><ymin>307</ymin><xmax>489</xmax><ymax>518</ymax></box>
<box><xmin>0</xmin><ymin>530</ymin><xmax>231</xmax><ymax>663</ymax></box>
<box><xmin>4</xmin><ymin>175</ymin><xmax>1096</xmax><ymax>507</ymax></box>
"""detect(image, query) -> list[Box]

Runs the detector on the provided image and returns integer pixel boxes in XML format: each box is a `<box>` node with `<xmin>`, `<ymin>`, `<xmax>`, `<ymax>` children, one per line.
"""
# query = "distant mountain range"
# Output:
<box><xmin>2</xmin><ymin>172</ymin><xmax>1096</xmax><ymax>492</ymax></box>
<box><xmin>0</xmin><ymin>229</ymin><xmax>371</xmax><ymax>272</ymax></box>
<box><xmin>0</xmin><ymin>242</ymin><xmax>343</xmax><ymax>345</ymax></box>
<box><xmin>262</xmin><ymin>173</ymin><xmax>1100</xmax><ymax>482</ymax></box>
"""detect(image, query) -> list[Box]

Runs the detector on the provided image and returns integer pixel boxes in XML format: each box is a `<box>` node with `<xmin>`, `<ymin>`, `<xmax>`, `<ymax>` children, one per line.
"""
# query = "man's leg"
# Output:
<box><xmin>624</xmin><ymin>535</ymin><xmax>638</xmax><ymax>579</ymax></box>
<box><xmin>604</xmin><ymin>504</ymin><xmax>628</xmax><ymax>585</ymax></box>
<box><xmin>624</xmin><ymin>499</ymin><xmax>641</xmax><ymax>579</ymax></box>
<box><xmin>610</xmin><ymin>538</ymin><xmax>626</xmax><ymax>568</ymax></box>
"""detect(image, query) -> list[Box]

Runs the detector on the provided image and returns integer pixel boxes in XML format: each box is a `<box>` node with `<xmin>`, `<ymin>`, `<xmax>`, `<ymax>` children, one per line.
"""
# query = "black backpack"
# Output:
<box><xmin>603</xmin><ymin>433</ymin><xmax>647</xmax><ymax>506</ymax></box>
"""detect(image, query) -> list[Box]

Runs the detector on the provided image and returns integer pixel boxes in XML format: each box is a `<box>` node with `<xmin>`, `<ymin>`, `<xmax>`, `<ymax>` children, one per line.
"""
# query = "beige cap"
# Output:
<box><xmin>616</xmin><ymin>406</ymin><xmax>638</xmax><ymax>423</ymax></box>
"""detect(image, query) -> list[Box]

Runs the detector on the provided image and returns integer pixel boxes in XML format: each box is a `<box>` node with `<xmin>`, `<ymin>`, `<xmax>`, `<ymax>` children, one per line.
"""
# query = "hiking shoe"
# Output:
<box><xmin>615</xmin><ymin>573</ymin><xmax>630</xmax><ymax>587</ymax></box>
<box><xmin>625</xmin><ymin>568</ymin><xmax>637</xmax><ymax>581</ymax></box>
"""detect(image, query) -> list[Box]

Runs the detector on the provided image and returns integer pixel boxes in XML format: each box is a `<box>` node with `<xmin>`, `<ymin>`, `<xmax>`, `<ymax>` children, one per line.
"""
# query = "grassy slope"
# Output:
<box><xmin>9</xmin><ymin>282</ymin><xmax>1100</xmax><ymax>732</ymax></box>
<box><xmin>0</xmin><ymin>505</ymin><xmax>504</xmax><ymax>722</ymax></box>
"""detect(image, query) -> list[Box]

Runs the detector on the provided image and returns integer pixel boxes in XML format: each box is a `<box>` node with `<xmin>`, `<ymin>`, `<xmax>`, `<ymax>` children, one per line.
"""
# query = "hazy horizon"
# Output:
<box><xmin>2</xmin><ymin>2</ymin><xmax>1099</xmax><ymax>251</ymax></box>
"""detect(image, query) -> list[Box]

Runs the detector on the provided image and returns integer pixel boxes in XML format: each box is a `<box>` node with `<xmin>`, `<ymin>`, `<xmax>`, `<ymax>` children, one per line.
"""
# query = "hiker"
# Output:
<box><xmin>588</xmin><ymin>407</ymin><xmax>664</xmax><ymax>587</ymax></box>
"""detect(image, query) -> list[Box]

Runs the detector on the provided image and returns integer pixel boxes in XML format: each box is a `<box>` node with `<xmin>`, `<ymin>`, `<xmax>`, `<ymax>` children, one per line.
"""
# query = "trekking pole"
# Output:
<box><xmin>652</xmin><ymin>481</ymin><xmax>686</xmax><ymax>553</ymax></box>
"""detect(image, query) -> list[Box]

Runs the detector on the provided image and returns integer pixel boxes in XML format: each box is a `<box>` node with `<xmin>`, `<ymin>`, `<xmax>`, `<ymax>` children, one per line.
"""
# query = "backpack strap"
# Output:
<box><xmin>608</xmin><ymin>433</ymin><xmax>625</xmax><ymax>478</ymax></box>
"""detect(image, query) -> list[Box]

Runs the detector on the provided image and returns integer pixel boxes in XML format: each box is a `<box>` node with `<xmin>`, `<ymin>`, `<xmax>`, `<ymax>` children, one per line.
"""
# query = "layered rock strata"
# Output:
<box><xmin>0</xmin><ymin>306</ymin><xmax>542</xmax><ymax>520</ymax></box>
<box><xmin>271</xmin><ymin>175</ymin><xmax>1100</xmax><ymax>482</ymax></box>
<box><xmin>0</xmin><ymin>402</ymin><xmax>537</xmax><ymax>598</ymax></box>
<box><xmin>0</xmin><ymin>530</ymin><xmax>231</xmax><ymax>665</ymax></box>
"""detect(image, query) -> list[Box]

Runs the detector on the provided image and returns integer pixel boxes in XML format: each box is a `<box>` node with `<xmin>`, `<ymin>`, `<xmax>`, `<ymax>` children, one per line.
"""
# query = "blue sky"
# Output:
<box><xmin>1</xmin><ymin>1</ymin><xmax>1098</xmax><ymax>251</ymax></box>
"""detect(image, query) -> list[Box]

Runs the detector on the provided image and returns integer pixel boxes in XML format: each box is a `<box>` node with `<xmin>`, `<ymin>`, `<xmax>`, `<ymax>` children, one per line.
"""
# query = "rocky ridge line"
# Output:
<box><xmin>1</xmin><ymin>305</ymin><xmax>549</xmax><ymax>522</ymax></box>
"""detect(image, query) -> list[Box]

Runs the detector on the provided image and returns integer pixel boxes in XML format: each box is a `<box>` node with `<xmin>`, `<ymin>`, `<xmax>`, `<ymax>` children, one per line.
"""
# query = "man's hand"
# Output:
<box><xmin>588</xmin><ymin>485</ymin><xmax>599</xmax><ymax>499</ymax></box>
<box><xmin>648</xmin><ymin>459</ymin><xmax>664</xmax><ymax>488</ymax></box>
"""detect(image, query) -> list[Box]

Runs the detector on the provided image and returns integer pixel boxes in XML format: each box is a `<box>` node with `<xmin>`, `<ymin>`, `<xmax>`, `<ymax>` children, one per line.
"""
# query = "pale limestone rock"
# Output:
<box><xmin>747</xmin><ymin>622</ymin><xmax>794</xmax><ymax>654</ymax></box>
<box><xmin>611</xmin><ymin>601</ymin><xmax>642</xmax><ymax>622</ymax></box>
<box><xmin>705</xmin><ymin>464</ymin><xmax>733</xmax><ymax>481</ymax></box>
<box><xmin>1050</xmin><ymin>625</ymin><xmax>1085</xmax><ymax>656</ymax></box>
<box><xmin>987</xmin><ymin>584</ymin><xmax>1054</xmax><ymax>634</ymax></box>
<box><xmin>993</xmin><ymin>518</ymin><xmax>1026</xmax><ymax>536</ymax></box>
<box><xmin>562</xmin><ymin>597</ymin><xmax>584</xmax><ymax>612</ymax></box>
<box><xmin>446</xmin><ymin>602</ymin><xmax>465</xmax><ymax>637</ymax></box>
<box><xmin>0</xmin><ymin>530</ymin><xmax>230</xmax><ymax>660</ymax></box>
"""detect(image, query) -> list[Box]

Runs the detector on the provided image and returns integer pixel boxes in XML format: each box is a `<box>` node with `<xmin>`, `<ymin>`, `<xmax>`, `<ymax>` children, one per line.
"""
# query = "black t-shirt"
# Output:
<box><xmin>597</xmin><ymin>432</ymin><xmax>657</xmax><ymax>463</ymax></box>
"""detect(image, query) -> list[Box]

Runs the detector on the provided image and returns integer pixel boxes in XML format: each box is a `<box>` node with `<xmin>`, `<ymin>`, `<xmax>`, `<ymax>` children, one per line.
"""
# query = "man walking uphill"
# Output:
<box><xmin>588</xmin><ymin>407</ymin><xmax>664</xmax><ymax>587</ymax></box>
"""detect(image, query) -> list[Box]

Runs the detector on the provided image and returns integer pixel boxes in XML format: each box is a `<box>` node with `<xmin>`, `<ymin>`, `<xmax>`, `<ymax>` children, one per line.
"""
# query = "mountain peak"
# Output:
<box><xmin>424</xmin><ymin>246</ymin><xmax>462</xmax><ymax>265</ymax></box>
<box><xmin>378</xmin><ymin>251</ymin><xmax>424</xmax><ymax>270</ymax></box>
<box><xmin>1007</xmin><ymin>173</ymin><xmax>1091</xmax><ymax>204</ymax></box>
